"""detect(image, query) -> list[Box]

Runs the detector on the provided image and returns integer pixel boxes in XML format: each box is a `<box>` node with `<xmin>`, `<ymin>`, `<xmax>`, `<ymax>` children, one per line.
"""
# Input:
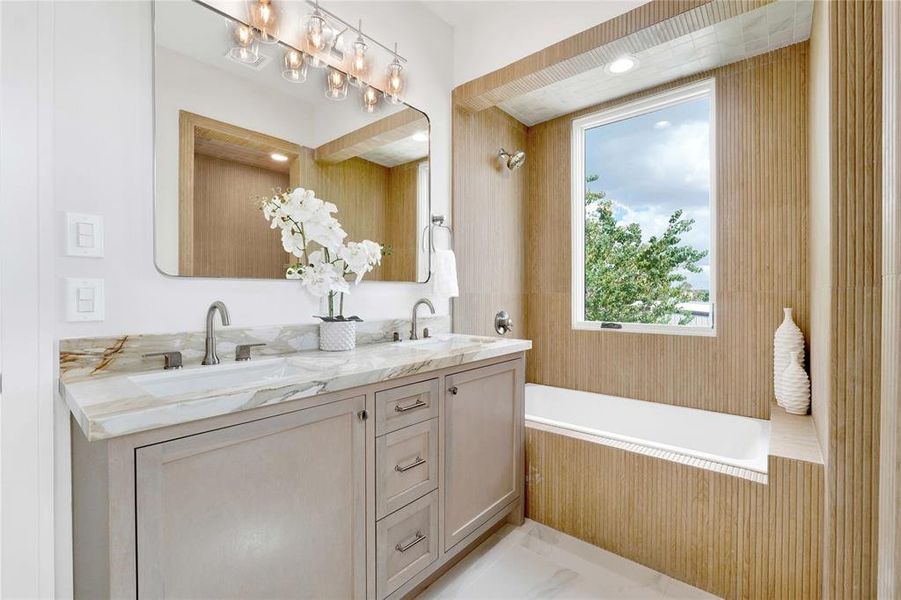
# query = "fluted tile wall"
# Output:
<box><xmin>452</xmin><ymin>106</ymin><xmax>529</xmax><ymax>338</ymax></box>
<box><xmin>823</xmin><ymin>1</ymin><xmax>883</xmax><ymax>597</ymax></box>
<box><xmin>525</xmin><ymin>44</ymin><xmax>809</xmax><ymax>419</ymax></box>
<box><xmin>526</xmin><ymin>426</ymin><xmax>823</xmax><ymax>599</ymax></box>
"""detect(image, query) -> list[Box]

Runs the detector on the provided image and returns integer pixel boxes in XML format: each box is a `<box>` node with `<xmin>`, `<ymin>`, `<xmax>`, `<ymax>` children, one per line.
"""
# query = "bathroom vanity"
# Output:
<box><xmin>63</xmin><ymin>331</ymin><xmax>529</xmax><ymax>599</ymax></box>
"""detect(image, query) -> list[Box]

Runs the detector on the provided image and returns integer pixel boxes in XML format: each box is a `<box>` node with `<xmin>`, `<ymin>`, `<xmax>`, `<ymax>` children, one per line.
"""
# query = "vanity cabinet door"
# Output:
<box><xmin>442</xmin><ymin>359</ymin><xmax>523</xmax><ymax>552</ymax></box>
<box><xmin>135</xmin><ymin>396</ymin><xmax>366</xmax><ymax>599</ymax></box>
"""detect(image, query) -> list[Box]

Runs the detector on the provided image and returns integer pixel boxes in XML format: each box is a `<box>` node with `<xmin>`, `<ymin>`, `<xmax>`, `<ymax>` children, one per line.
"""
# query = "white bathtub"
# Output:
<box><xmin>525</xmin><ymin>384</ymin><xmax>771</xmax><ymax>474</ymax></box>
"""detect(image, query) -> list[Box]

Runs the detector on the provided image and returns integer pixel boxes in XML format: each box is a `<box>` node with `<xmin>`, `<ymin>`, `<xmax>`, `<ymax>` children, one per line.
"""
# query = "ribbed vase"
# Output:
<box><xmin>773</xmin><ymin>307</ymin><xmax>805</xmax><ymax>406</ymax></box>
<box><xmin>781</xmin><ymin>351</ymin><xmax>811</xmax><ymax>414</ymax></box>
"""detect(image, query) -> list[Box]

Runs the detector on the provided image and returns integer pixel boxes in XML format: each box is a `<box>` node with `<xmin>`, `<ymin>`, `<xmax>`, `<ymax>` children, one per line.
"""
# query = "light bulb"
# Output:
<box><xmin>249</xmin><ymin>0</ymin><xmax>278</xmax><ymax>44</ymax></box>
<box><xmin>305</xmin><ymin>8</ymin><xmax>335</xmax><ymax>54</ymax></box>
<box><xmin>384</xmin><ymin>57</ymin><xmax>404</xmax><ymax>104</ymax></box>
<box><xmin>282</xmin><ymin>50</ymin><xmax>307</xmax><ymax>83</ymax></box>
<box><xmin>229</xmin><ymin>23</ymin><xmax>258</xmax><ymax>63</ymax></box>
<box><xmin>348</xmin><ymin>36</ymin><xmax>369</xmax><ymax>87</ymax></box>
<box><xmin>325</xmin><ymin>66</ymin><xmax>348</xmax><ymax>100</ymax></box>
<box><xmin>361</xmin><ymin>85</ymin><xmax>380</xmax><ymax>113</ymax></box>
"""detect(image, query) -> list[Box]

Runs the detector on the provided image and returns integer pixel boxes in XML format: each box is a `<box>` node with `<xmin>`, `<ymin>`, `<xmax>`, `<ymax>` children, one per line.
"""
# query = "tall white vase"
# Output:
<box><xmin>773</xmin><ymin>307</ymin><xmax>805</xmax><ymax>406</ymax></box>
<box><xmin>781</xmin><ymin>351</ymin><xmax>811</xmax><ymax>414</ymax></box>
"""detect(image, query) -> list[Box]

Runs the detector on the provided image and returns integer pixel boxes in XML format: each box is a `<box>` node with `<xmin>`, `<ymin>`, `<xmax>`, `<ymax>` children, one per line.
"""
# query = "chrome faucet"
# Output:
<box><xmin>202</xmin><ymin>301</ymin><xmax>231</xmax><ymax>365</ymax></box>
<box><xmin>410</xmin><ymin>298</ymin><xmax>436</xmax><ymax>340</ymax></box>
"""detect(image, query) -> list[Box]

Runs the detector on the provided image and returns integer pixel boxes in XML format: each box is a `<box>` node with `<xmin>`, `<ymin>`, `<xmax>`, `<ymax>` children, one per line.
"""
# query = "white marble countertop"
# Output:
<box><xmin>61</xmin><ymin>334</ymin><xmax>531</xmax><ymax>442</ymax></box>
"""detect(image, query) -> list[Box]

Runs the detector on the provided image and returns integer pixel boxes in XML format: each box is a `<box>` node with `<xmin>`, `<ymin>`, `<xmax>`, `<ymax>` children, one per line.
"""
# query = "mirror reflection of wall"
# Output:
<box><xmin>153</xmin><ymin>0</ymin><xmax>431</xmax><ymax>282</ymax></box>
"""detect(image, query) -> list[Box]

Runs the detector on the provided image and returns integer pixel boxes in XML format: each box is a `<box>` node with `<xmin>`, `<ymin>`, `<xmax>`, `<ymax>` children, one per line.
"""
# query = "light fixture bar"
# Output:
<box><xmin>303</xmin><ymin>0</ymin><xmax>408</xmax><ymax>63</ymax></box>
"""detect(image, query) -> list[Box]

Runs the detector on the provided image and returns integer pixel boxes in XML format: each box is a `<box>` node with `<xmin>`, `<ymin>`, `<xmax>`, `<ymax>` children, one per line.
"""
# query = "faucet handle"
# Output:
<box><xmin>235</xmin><ymin>343</ymin><xmax>266</xmax><ymax>362</ymax></box>
<box><xmin>143</xmin><ymin>351</ymin><xmax>183</xmax><ymax>370</ymax></box>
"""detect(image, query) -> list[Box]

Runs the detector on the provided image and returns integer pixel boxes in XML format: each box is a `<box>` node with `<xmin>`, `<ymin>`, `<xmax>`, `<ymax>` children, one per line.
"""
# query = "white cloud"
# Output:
<box><xmin>644</xmin><ymin>121</ymin><xmax>710</xmax><ymax>192</ymax></box>
<box><xmin>653</xmin><ymin>120</ymin><xmax>670</xmax><ymax>129</ymax></box>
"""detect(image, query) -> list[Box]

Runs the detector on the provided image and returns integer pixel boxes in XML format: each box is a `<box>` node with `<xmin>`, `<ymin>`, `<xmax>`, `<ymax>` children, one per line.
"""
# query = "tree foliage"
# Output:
<box><xmin>583</xmin><ymin>174</ymin><xmax>708</xmax><ymax>325</ymax></box>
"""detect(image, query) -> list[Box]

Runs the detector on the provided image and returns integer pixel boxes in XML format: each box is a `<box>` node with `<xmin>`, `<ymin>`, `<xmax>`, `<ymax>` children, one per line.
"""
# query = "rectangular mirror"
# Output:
<box><xmin>153</xmin><ymin>0</ymin><xmax>431</xmax><ymax>282</ymax></box>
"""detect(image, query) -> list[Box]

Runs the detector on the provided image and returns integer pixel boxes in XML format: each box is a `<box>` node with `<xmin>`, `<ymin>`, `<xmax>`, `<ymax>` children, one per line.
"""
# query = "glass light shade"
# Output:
<box><xmin>249</xmin><ymin>0</ymin><xmax>279</xmax><ymax>44</ymax></box>
<box><xmin>305</xmin><ymin>9</ymin><xmax>335</xmax><ymax>54</ymax></box>
<box><xmin>325</xmin><ymin>67</ymin><xmax>348</xmax><ymax>100</ymax></box>
<box><xmin>229</xmin><ymin>23</ymin><xmax>259</xmax><ymax>63</ymax></box>
<box><xmin>361</xmin><ymin>85</ymin><xmax>380</xmax><ymax>113</ymax></box>
<box><xmin>282</xmin><ymin>50</ymin><xmax>307</xmax><ymax>83</ymax></box>
<box><xmin>384</xmin><ymin>58</ymin><xmax>404</xmax><ymax>104</ymax></box>
<box><xmin>348</xmin><ymin>37</ymin><xmax>369</xmax><ymax>87</ymax></box>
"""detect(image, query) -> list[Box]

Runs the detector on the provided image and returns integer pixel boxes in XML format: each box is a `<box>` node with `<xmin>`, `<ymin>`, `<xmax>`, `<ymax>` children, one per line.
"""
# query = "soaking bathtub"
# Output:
<box><xmin>524</xmin><ymin>383</ymin><xmax>771</xmax><ymax>475</ymax></box>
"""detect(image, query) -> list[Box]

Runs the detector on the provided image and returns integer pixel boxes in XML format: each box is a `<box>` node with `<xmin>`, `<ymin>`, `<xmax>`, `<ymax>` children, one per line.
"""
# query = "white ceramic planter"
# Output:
<box><xmin>319</xmin><ymin>320</ymin><xmax>357</xmax><ymax>352</ymax></box>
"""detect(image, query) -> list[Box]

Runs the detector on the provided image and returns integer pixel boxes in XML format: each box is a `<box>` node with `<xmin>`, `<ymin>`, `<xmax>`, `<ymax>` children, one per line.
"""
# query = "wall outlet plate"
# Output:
<box><xmin>65</xmin><ymin>278</ymin><xmax>105</xmax><ymax>322</ymax></box>
<box><xmin>66</xmin><ymin>212</ymin><xmax>104</xmax><ymax>257</ymax></box>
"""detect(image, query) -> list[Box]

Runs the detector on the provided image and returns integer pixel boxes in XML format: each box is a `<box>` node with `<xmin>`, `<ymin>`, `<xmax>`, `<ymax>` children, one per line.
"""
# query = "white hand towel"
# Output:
<box><xmin>432</xmin><ymin>249</ymin><xmax>459</xmax><ymax>299</ymax></box>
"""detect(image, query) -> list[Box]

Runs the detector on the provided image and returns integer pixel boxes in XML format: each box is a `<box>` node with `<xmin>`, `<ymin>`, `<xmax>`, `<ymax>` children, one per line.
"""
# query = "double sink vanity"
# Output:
<box><xmin>62</xmin><ymin>307</ymin><xmax>530</xmax><ymax>599</ymax></box>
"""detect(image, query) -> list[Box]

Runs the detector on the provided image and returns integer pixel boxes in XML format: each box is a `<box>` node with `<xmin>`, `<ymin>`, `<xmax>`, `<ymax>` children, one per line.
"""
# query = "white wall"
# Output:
<box><xmin>431</xmin><ymin>0</ymin><xmax>648</xmax><ymax>86</ymax></box>
<box><xmin>54</xmin><ymin>0</ymin><xmax>452</xmax><ymax>341</ymax></box>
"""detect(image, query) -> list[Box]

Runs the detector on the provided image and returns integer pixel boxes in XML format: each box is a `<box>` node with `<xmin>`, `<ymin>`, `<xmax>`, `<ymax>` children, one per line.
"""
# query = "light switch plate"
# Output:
<box><xmin>66</xmin><ymin>212</ymin><xmax>104</xmax><ymax>257</ymax></box>
<box><xmin>65</xmin><ymin>278</ymin><xmax>104</xmax><ymax>322</ymax></box>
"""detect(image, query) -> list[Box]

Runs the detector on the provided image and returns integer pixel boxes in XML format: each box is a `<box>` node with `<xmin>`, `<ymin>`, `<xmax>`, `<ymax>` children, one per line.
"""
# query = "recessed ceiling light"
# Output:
<box><xmin>270</xmin><ymin>153</ymin><xmax>289</xmax><ymax>162</ymax></box>
<box><xmin>412</xmin><ymin>130</ymin><xmax>428</xmax><ymax>142</ymax></box>
<box><xmin>606</xmin><ymin>55</ymin><xmax>638</xmax><ymax>74</ymax></box>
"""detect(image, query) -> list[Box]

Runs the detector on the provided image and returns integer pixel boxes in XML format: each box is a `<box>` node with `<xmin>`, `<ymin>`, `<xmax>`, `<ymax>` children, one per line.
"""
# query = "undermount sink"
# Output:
<box><xmin>129</xmin><ymin>358</ymin><xmax>302</xmax><ymax>398</ymax></box>
<box><xmin>393</xmin><ymin>335</ymin><xmax>487</xmax><ymax>350</ymax></box>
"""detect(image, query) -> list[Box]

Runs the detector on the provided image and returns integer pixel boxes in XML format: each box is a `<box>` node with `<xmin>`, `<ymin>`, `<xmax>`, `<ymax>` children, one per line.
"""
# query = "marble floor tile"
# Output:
<box><xmin>417</xmin><ymin>520</ymin><xmax>720</xmax><ymax>600</ymax></box>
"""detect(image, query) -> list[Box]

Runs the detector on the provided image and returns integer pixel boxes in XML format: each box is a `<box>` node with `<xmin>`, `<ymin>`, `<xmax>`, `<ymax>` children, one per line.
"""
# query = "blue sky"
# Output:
<box><xmin>584</xmin><ymin>97</ymin><xmax>711</xmax><ymax>291</ymax></box>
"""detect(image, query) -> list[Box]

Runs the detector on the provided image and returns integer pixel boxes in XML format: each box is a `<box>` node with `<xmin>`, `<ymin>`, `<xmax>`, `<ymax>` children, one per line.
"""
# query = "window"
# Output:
<box><xmin>571</xmin><ymin>79</ymin><xmax>715</xmax><ymax>335</ymax></box>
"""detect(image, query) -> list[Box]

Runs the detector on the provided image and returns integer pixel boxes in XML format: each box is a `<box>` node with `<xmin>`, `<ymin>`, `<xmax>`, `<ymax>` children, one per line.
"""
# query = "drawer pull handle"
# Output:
<box><xmin>395</xmin><ymin>456</ymin><xmax>426</xmax><ymax>473</ymax></box>
<box><xmin>396</xmin><ymin>531</ymin><xmax>427</xmax><ymax>553</ymax></box>
<box><xmin>394</xmin><ymin>399</ymin><xmax>427</xmax><ymax>413</ymax></box>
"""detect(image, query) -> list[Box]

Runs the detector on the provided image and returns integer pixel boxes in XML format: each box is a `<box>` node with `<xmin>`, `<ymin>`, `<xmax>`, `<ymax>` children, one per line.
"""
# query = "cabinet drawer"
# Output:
<box><xmin>375</xmin><ymin>379</ymin><xmax>439</xmax><ymax>435</ymax></box>
<box><xmin>376</xmin><ymin>490</ymin><xmax>439</xmax><ymax>599</ymax></box>
<box><xmin>376</xmin><ymin>419</ymin><xmax>438</xmax><ymax>519</ymax></box>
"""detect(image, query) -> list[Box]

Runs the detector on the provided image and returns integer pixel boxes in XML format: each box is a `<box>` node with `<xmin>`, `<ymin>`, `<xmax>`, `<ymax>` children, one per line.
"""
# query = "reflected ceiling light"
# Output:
<box><xmin>361</xmin><ymin>85</ymin><xmax>380</xmax><ymax>113</ymax></box>
<box><xmin>249</xmin><ymin>0</ymin><xmax>279</xmax><ymax>44</ymax></box>
<box><xmin>348</xmin><ymin>22</ymin><xmax>370</xmax><ymax>87</ymax></box>
<box><xmin>325</xmin><ymin>66</ymin><xmax>349</xmax><ymax>100</ymax></box>
<box><xmin>412</xmin><ymin>130</ymin><xmax>428</xmax><ymax>142</ymax></box>
<box><xmin>282</xmin><ymin>50</ymin><xmax>307</xmax><ymax>83</ymax></box>
<box><xmin>605</xmin><ymin>55</ymin><xmax>638</xmax><ymax>74</ymax></box>
<box><xmin>229</xmin><ymin>23</ymin><xmax>259</xmax><ymax>64</ymax></box>
<box><xmin>384</xmin><ymin>44</ymin><xmax>405</xmax><ymax>104</ymax></box>
<box><xmin>271</xmin><ymin>153</ymin><xmax>289</xmax><ymax>162</ymax></box>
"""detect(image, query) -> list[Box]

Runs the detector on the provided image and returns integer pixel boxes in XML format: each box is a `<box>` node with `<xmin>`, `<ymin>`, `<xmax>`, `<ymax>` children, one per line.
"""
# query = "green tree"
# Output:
<box><xmin>583</xmin><ymin>174</ymin><xmax>708</xmax><ymax>325</ymax></box>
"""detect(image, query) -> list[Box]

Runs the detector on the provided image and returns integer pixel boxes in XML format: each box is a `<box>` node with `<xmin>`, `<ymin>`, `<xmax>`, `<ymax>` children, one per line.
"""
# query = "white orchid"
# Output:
<box><xmin>259</xmin><ymin>188</ymin><xmax>384</xmax><ymax>319</ymax></box>
<box><xmin>339</xmin><ymin>240</ymin><xmax>383</xmax><ymax>283</ymax></box>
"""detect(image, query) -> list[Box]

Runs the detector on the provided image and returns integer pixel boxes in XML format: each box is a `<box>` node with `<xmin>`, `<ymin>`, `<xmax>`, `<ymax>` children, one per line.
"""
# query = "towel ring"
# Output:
<box><xmin>422</xmin><ymin>214</ymin><xmax>453</xmax><ymax>252</ymax></box>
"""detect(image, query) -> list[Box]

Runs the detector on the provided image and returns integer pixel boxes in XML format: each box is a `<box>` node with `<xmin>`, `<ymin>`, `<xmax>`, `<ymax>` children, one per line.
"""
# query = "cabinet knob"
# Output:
<box><xmin>448</xmin><ymin>386</ymin><xmax>458</xmax><ymax>395</ymax></box>
<box><xmin>358</xmin><ymin>410</ymin><xmax>369</xmax><ymax>421</ymax></box>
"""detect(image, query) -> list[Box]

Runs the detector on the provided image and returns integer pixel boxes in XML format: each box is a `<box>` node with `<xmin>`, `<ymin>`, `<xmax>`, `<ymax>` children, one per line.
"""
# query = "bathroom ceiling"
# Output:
<box><xmin>496</xmin><ymin>0</ymin><xmax>814</xmax><ymax>126</ymax></box>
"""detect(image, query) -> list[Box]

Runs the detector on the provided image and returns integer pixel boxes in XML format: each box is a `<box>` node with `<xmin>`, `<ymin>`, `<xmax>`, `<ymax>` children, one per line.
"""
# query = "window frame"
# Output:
<box><xmin>570</xmin><ymin>78</ymin><xmax>717</xmax><ymax>337</ymax></box>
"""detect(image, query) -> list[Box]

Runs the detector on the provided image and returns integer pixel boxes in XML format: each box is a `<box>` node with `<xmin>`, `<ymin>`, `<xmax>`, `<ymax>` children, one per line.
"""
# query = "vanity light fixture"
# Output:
<box><xmin>325</xmin><ymin>66</ymin><xmax>349</xmax><ymax>100</ymax></box>
<box><xmin>270</xmin><ymin>153</ymin><xmax>289</xmax><ymax>162</ymax></box>
<box><xmin>304</xmin><ymin>2</ymin><xmax>336</xmax><ymax>63</ymax></box>
<box><xmin>229</xmin><ymin>23</ymin><xmax>259</xmax><ymax>64</ymax></box>
<box><xmin>248</xmin><ymin>0</ymin><xmax>279</xmax><ymax>44</ymax></box>
<box><xmin>282</xmin><ymin>49</ymin><xmax>308</xmax><ymax>83</ymax></box>
<box><xmin>605</xmin><ymin>55</ymin><xmax>638</xmax><ymax>74</ymax></box>
<box><xmin>348</xmin><ymin>21</ymin><xmax>370</xmax><ymax>87</ymax></box>
<box><xmin>361</xmin><ymin>85</ymin><xmax>380</xmax><ymax>113</ymax></box>
<box><xmin>384</xmin><ymin>44</ymin><xmax>405</xmax><ymax>104</ymax></box>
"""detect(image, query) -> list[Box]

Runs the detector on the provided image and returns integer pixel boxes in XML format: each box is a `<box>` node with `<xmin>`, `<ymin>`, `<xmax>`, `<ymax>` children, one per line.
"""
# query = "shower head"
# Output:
<box><xmin>498</xmin><ymin>148</ymin><xmax>526</xmax><ymax>171</ymax></box>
